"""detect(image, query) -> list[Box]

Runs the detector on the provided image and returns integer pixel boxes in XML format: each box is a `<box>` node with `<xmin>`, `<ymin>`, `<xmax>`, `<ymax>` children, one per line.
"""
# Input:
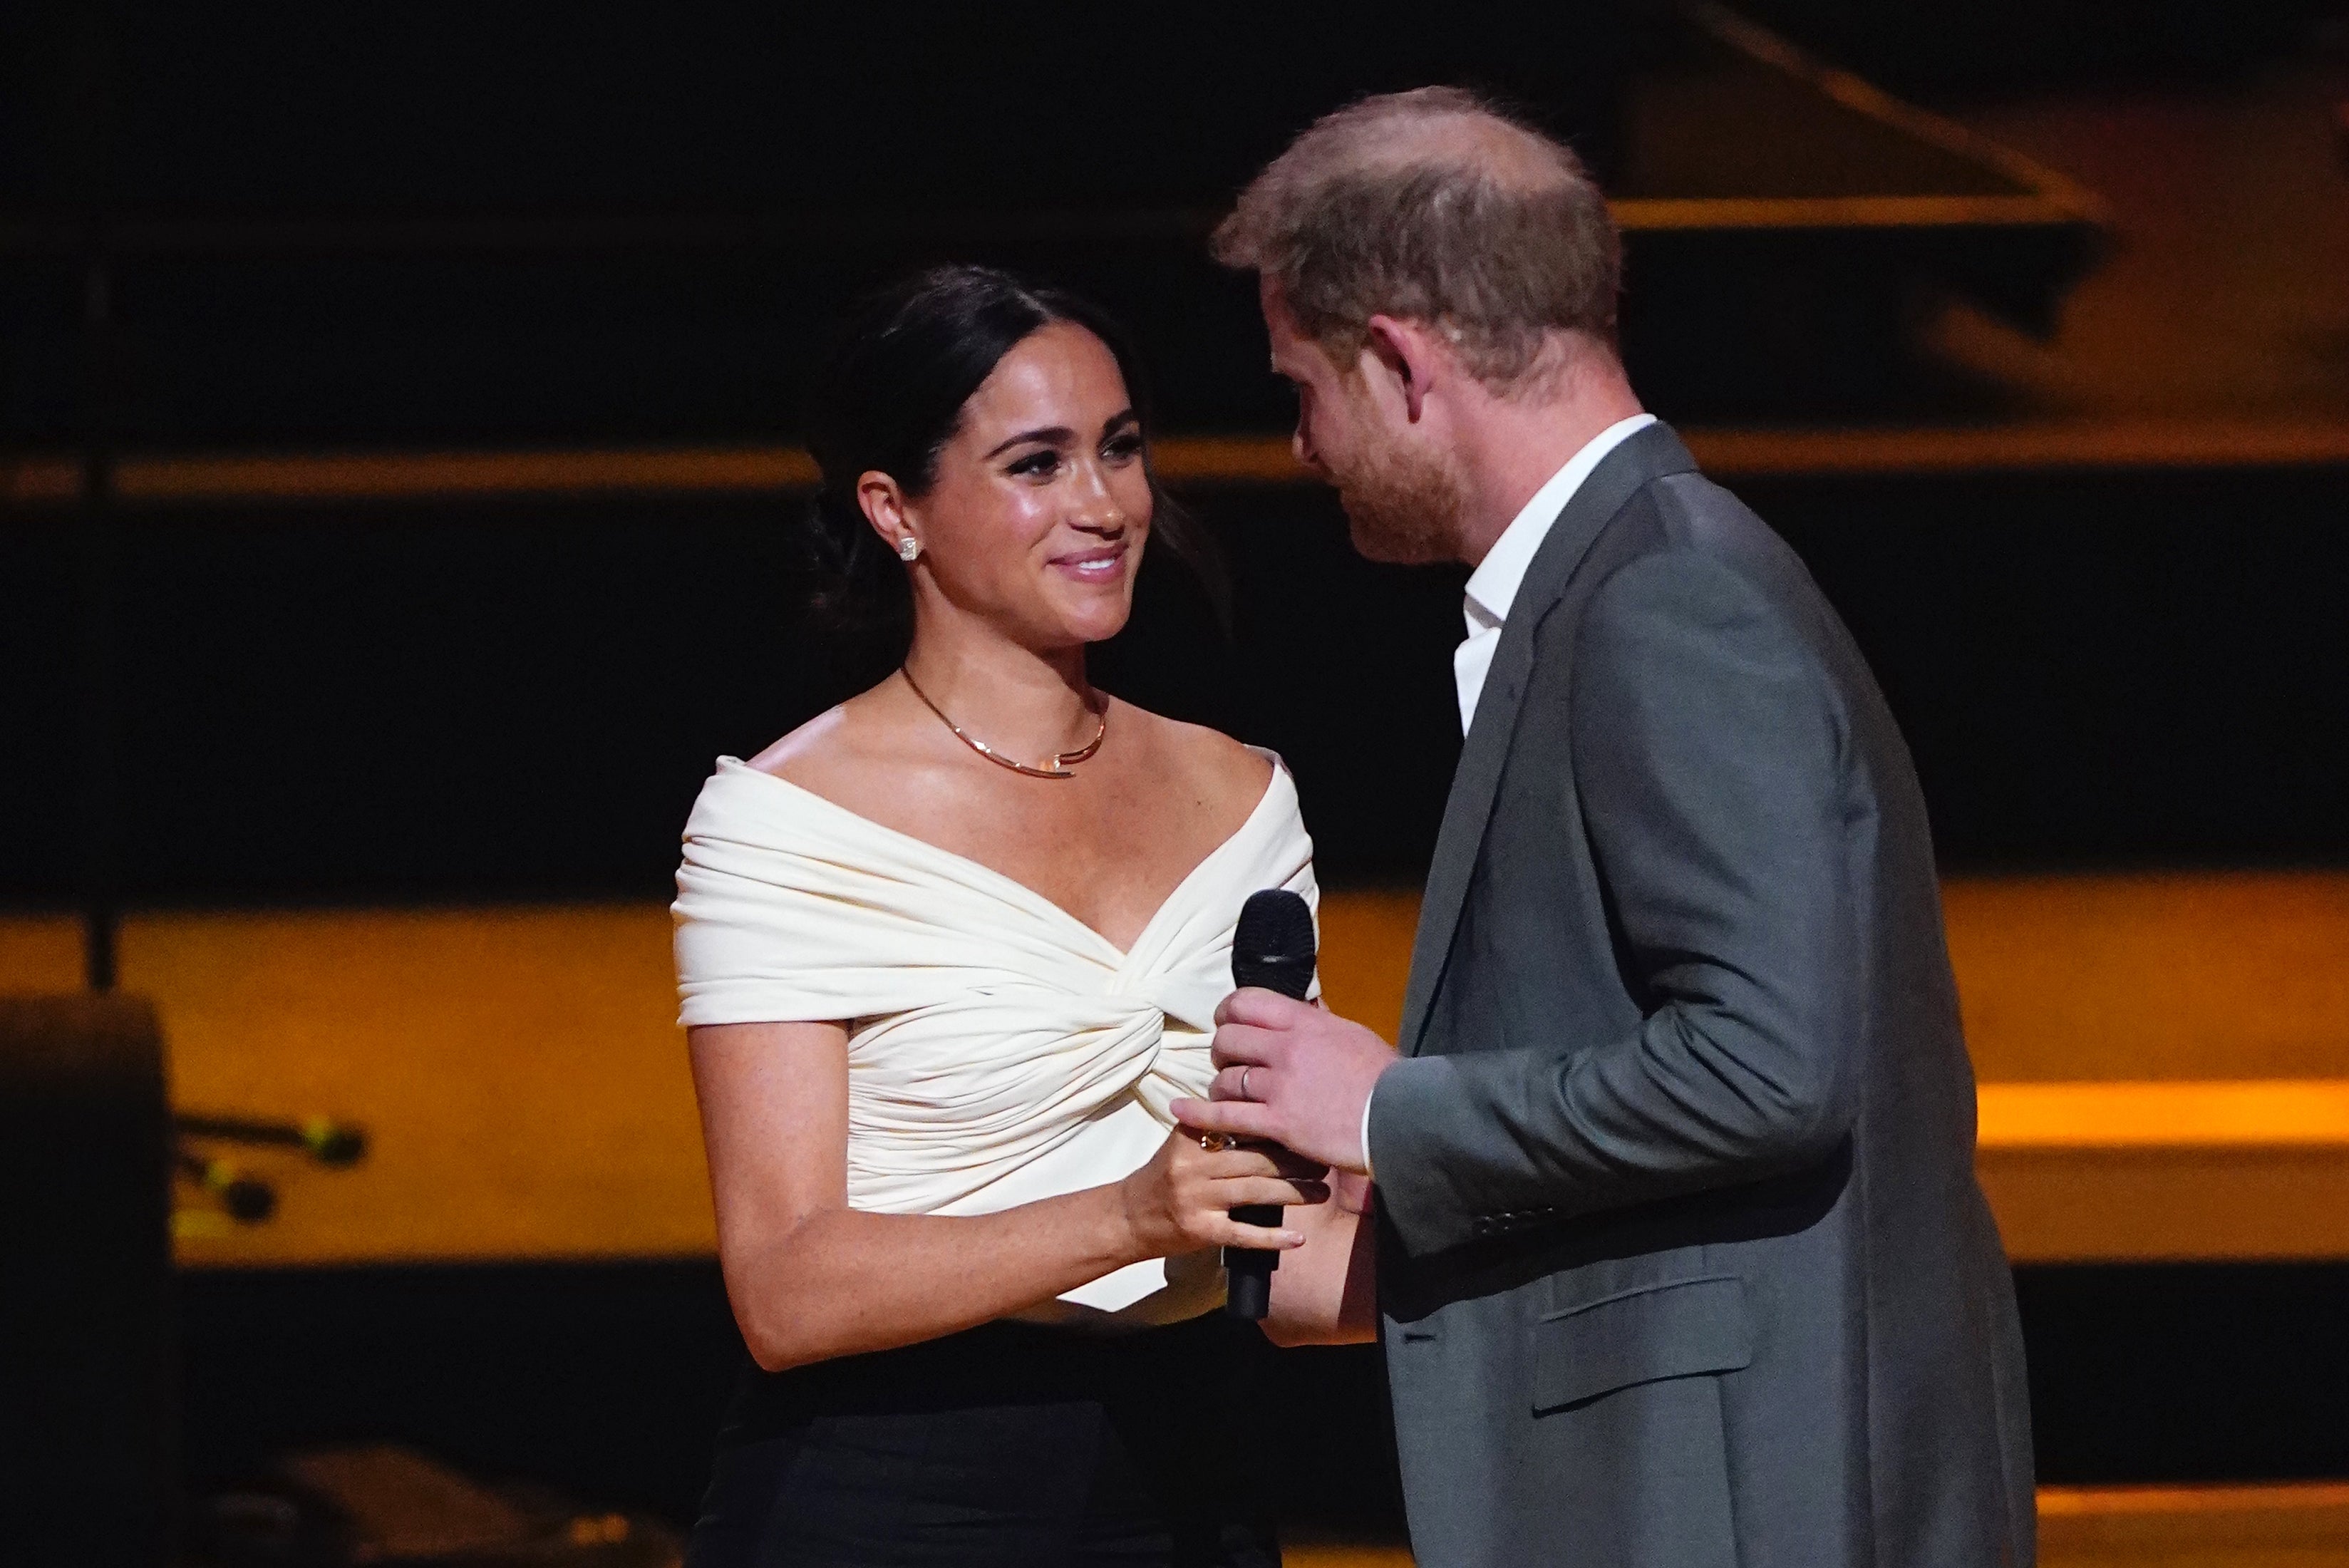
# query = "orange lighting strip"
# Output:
<box><xmin>1977</xmin><ymin>1080</ymin><xmax>2349</xmax><ymax>1149</ymax></box>
<box><xmin>10</xmin><ymin>420</ymin><xmax>2349</xmax><ymax>512</ymax></box>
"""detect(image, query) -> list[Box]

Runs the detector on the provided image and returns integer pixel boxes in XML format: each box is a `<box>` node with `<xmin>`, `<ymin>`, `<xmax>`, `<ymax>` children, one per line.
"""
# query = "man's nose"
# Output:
<box><xmin>1291</xmin><ymin>416</ymin><xmax>1328</xmax><ymax>480</ymax></box>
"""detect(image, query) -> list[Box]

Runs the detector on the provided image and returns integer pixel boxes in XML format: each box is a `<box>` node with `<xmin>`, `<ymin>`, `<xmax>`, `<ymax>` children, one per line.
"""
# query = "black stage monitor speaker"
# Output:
<box><xmin>0</xmin><ymin>994</ymin><xmax>178</xmax><ymax>1568</ymax></box>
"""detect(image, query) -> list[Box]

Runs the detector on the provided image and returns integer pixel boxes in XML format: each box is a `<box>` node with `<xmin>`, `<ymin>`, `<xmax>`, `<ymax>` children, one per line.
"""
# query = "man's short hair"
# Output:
<box><xmin>1211</xmin><ymin>86</ymin><xmax>1620</xmax><ymax>394</ymax></box>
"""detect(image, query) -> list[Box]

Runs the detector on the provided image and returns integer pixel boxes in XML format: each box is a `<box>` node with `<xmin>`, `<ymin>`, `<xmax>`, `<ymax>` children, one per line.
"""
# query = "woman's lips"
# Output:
<box><xmin>1050</xmin><ymin>545</ymin><xmax>1127</xmax><ymax>582</ymax></box>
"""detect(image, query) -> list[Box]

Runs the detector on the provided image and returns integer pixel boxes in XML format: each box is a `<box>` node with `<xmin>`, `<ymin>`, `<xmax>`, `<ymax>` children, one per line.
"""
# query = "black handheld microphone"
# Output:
<box><xmin>1224</xmin><ymin>887</ymin><xmax>1316</xmax><ymax>1320</ymax></box>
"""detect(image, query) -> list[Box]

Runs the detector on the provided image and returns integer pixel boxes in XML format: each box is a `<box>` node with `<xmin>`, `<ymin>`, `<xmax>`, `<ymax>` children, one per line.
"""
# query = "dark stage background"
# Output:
<box><xmin>4</xmin><ymin>466</ymin><xmax>2349</xmax><ymax>907</ymax></box>
<box><xmin>6</xmin><ymin>0</ymin><xmax>2348</xmax><ymax>1547</ymax></box>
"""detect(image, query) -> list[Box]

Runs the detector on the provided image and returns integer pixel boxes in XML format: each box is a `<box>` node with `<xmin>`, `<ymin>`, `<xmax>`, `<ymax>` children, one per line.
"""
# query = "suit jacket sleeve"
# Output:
<box><xmin>1370</xmin><ymin>547</ymin><xmax>1864</xmax><ymax>1257</ymax></box>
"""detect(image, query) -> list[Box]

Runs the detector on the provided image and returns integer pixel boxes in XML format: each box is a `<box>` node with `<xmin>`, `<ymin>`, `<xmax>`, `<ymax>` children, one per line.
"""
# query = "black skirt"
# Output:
<box><xmin>683</xmin><ymin>1312</ymin><xmax>1284</xmax><ymax>1568</ymax></box>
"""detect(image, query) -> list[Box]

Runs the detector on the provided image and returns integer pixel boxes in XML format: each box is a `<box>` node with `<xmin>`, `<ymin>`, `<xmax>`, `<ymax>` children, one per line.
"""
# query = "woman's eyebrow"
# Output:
<box><xmin>982</xmin><ymin>425</ymin><xmax>1074</xmax><ymax>459</ymax></box>
<box><xmin>1099</xmin><ymin>408</ymin><xmax>1140</xmax><ymax>435</ymax></box>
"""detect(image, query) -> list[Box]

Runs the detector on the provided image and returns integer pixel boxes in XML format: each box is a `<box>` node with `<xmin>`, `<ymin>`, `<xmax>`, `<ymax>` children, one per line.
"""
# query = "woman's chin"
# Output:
<box><xmin>1069</xmin><ymin>614</ymin><xmax>1133</xmax><ymax>648</ymax></box>
<box><xmin>1033</xmin><ymin>592</ymin><xmax>1135</xmax><ymax>646</ymax></box>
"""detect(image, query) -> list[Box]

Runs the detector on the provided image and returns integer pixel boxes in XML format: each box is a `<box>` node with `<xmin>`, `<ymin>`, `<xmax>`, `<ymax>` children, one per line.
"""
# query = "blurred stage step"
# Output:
<box><xmin>4</xmin><ymin>872</ymin><xmax>2346</xmax><ymax>1267</ymax></box>
<box><xmin>14</xmin><ymin>419</ymin><xmax>2349</xmax><ymax>508</ymax></box>
<box><xmin>1284</xmin><ymin>1480</ymin><xmax>2349</xmax><ymax>1566</ymax></box>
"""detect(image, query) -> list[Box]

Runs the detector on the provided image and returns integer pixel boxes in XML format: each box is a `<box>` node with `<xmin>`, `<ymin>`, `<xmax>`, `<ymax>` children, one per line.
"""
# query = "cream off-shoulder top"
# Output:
<box><xmin>673</xmin><ymin>753</ymin><xmax>1318</xmax><ymax>1325</ymax></box>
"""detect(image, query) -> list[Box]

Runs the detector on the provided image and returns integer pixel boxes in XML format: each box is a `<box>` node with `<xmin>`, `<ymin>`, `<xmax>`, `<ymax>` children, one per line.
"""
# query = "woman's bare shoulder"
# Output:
<box><xmin>743</xmin><ymin>682</ymin><xmax>914</xmax><ymax>798</ymax></box>
<box><xmin>1115</xmin><ymin>701</ymin><xmax>1276</xmax><ymax>815</ymax></box>
<box><xmin>743</xmin><ymin>708</ymin><xmax>845</xmax><ymax>778</ymax></box>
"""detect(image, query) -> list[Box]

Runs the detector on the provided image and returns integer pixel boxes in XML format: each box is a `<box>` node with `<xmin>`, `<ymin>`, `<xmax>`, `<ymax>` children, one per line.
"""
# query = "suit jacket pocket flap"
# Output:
<box><xmin>1532</xmin><ymin>1274</ymin><xmax>1752</xmax><ymax>1413</ymax></box>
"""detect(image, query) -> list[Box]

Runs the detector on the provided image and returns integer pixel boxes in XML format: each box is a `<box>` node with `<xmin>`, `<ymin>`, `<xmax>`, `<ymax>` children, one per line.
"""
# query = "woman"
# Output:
<box><xmin>673</xmin><ymin>266</ymin><xmax>1373</xmax><ymax>1568</ymax></box>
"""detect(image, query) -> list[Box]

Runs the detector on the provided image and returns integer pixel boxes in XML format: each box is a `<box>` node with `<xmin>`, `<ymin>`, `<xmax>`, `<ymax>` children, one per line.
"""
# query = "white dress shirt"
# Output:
<box><xmin>1451</xmin><ymin>413</ymin><xmax>1658</xmax><ymax>733</ymax></box>
<box><xmin>1363</xmin><ymin>413</ymin><xmax>1656</xmax><ymax>1176</ymax></box>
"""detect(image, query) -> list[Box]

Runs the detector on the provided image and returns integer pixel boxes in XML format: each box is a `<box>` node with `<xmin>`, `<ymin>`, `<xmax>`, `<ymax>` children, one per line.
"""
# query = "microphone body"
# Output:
<box><xmin>1224</xmin><ymin>888</ymin><xmax>1316</xmax><ymax>1320</ymax></box>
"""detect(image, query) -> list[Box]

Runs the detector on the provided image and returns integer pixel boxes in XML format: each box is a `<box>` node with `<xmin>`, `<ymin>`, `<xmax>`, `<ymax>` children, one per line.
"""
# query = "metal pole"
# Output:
<box><xmin>73</xmin><ymin>0</ymin><xmax>121</xmax><ymax>994</ymax></box>
<box><xmin>78</xmin><ymin>247</ymin><xmax>119</xmax><ymax>992</ymax></box>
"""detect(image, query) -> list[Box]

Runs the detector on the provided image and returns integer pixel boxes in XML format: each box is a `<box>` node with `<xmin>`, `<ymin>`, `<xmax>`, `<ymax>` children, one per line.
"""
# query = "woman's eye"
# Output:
<box><xmin>1006</xmin><ymin>450</ymin><xmax>1060</xmax><ymax>478</ymax></box>
<box><xmin>1102</xmin><ymin>430</ymin><xmax>1145</xmax><ymax>462</ymax></box>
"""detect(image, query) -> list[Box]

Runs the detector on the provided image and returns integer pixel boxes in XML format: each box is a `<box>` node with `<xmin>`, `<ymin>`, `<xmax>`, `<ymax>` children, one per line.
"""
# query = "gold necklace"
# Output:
<box><xmin>900</xmin><ymin>666</ymin><xmax>1106</xmax><ymax>780</ymax></box>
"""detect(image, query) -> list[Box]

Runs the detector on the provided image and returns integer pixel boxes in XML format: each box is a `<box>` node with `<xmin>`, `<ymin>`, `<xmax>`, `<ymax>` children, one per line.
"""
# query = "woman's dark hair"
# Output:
<box><xmin>795</xmin><ymin>264</ymin><xmax>1225</xmax><ymax>674</ymax></box>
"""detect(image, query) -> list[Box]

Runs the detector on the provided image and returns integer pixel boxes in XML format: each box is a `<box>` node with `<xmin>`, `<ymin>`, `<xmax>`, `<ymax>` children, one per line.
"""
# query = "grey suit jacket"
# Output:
<box><xmin>1367</xmin><ymin>424</ymin><xmax>2035</xmax><ymax>1568</ymax></box>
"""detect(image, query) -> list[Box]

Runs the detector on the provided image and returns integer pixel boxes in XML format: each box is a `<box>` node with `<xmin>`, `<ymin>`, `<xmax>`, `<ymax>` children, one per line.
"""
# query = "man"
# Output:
<box><xmin>1172</xmin><ymin>88</ymin><xmax>2035</xmax><ymax>1567</ymax></box>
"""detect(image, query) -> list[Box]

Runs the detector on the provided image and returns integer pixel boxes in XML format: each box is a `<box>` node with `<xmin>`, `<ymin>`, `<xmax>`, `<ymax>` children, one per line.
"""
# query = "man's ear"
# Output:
<box><xmin>1363</xmin><ymin>314</ymin><xmax>1440</xmax><ymax>422</ymax></box>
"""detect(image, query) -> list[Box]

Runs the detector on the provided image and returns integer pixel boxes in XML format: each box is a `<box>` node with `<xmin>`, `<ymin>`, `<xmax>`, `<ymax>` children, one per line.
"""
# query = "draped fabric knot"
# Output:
<box><xmin>672</xmin><ymin>753</ymin><xmax>1316</xmax><ymax>1319</ymax></box>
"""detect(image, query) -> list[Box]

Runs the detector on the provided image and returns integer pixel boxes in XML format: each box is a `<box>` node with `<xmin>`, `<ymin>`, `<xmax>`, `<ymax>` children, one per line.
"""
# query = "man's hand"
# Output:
<box><xmin>1170</xmin><ymin>989</ymin><xmax>1398</xmax><ymax>1176</ymax></box>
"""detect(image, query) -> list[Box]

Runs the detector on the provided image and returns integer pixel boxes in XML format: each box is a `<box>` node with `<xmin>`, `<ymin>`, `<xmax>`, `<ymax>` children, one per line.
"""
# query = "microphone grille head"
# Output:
<box><xmin>1233</xmin><ymin>889</ymin><xmax>1316</xmax><ymax>999</ymax></box>
<box><xmin>1236</xmin><ymin>888</ymin><xmax>1313</xmax><ymax>958</ymax></box>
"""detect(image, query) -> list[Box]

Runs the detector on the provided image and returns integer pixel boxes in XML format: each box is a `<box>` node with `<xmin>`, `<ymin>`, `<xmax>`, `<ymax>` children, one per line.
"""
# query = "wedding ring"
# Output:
<box><xmin>1198</xmin><ymin>1132</ymin><xmax>1235</xmax><ymax>1152</ymax></box>
<box><xmin>1240</xmin><ymin>1066</ymin><xmax>1254</xmax><ymax>1100</ymax></box>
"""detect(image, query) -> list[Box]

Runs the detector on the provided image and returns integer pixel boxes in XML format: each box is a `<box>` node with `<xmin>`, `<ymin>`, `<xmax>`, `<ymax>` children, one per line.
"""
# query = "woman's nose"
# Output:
<box><xmin>1067</xmin><ymin>463</ymin><xmax>1127</xmax><ymax>532</ymax></box>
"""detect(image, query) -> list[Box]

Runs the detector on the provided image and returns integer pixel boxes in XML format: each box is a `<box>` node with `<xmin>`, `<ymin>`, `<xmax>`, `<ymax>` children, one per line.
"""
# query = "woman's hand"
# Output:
<box><xmin>1117</xmin><ymin>1128</ymin><xmax>1330</xmax><ymax>1261</ymax></box>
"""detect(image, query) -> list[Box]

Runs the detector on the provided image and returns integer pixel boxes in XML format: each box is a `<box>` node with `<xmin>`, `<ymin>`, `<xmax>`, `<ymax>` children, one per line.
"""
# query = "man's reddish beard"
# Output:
<box><xmin>1329</xmin><ymin>431</ymin><xmax>1469</xmax><ymax>566</ymax></box>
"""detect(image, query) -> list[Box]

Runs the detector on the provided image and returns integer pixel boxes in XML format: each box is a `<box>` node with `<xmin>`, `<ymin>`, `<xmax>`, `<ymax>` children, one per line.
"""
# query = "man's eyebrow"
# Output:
<box><xmin>983</xmin><ymin>425</ymin><xmax>1075</xmax><ymax>460</ymax></box>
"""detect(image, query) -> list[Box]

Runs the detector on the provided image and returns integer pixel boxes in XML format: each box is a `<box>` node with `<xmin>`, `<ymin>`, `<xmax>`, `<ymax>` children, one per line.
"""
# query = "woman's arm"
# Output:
<box><xmin>691</xmin><ymin>1019</ymin><xmax>1326</xmax><ymax>1371</ymax></box>
<box><xmin>1260</xmin><ymin>1170</ymin><xmax>1378</xmax><ymax>1346</ymax></box>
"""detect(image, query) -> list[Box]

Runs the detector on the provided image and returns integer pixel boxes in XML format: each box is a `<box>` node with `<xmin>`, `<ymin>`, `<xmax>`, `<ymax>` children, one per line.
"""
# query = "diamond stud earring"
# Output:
<box><xmin>897</xmin><ymin>536</ymin><xmax>921</xmax><ymax>562</ymax></box>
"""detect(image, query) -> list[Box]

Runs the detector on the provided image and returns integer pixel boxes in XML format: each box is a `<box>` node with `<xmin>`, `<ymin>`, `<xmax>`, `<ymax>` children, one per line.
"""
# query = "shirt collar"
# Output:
<box><xmin>1462</xmin><ymin>413</ymin><xmax>1657</xmax><ymax>632</ymax></box>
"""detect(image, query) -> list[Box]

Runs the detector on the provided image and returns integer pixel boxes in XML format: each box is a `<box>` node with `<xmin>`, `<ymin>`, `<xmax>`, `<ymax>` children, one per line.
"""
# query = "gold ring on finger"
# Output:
<box><xmin>1197</xmin><ymin>1132</ymin><xmax>1235</xmax><ymax>1152</ymax></box>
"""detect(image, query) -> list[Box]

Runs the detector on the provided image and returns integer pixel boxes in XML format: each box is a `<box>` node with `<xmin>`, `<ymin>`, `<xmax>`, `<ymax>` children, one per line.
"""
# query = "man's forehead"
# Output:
<box><xmin>1257</xmin><ymin>277</ymin><xmax>1306</xmax><ymax>366</ymax></box>
<box><xmin>1258</xmin><ymin>273</ymin><xmax>1294</xmax><ymax>324</ymax></box>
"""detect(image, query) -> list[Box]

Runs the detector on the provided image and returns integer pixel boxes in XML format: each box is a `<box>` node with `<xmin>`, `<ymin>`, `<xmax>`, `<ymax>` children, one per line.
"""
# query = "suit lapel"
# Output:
<box><xmin>1398</xmin><ymin>423</ymin><xmax>1699</xmax><ymax>1055</ymax></box>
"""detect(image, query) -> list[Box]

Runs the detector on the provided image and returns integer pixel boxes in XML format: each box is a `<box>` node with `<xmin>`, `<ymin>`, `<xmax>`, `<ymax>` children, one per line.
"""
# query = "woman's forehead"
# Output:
<box><xmin>963</xmin><ymin>324</ymin><xmax>1130</xmax><ymax>430</ymax></box>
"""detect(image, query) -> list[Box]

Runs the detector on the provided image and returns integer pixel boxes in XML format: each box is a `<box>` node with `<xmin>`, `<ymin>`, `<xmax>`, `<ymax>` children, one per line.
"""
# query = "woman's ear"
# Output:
<box><xmin>855</xmin><ymin>472</ymin><xmax>918</xmax><ymax>560</ymax></box>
